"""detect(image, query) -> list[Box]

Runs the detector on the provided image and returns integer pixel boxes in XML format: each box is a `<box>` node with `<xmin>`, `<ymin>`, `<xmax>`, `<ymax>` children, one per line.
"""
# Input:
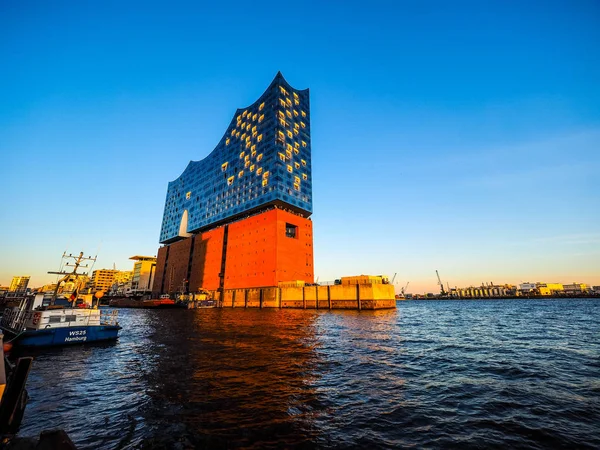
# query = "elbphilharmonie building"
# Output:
<box><xmin>153</xmin><ymin>73</ymin><xmax>314</xmax><ymax>294</ymax></box>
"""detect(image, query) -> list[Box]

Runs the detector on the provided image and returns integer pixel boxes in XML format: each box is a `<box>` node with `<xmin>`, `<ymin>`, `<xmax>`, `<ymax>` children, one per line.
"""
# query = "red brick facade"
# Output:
<box><xmin>152</xmin><ymin>209</ymin><xmax>314</xmax><ymax>295</ymax></box>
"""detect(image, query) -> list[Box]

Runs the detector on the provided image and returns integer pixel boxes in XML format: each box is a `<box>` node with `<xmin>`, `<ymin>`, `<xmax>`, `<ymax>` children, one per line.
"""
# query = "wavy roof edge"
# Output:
<box><xmin>168</xmin><ymin>72</ymin><xmax>307</xmax><ymax>187</ymax></box>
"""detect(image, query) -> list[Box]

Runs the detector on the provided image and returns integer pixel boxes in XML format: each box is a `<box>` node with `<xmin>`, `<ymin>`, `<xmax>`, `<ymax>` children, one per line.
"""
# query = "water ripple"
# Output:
<box><xmin>11</xmin><ymin>299</ymin><xmax>600</xmax><ymax>449</ymax></box>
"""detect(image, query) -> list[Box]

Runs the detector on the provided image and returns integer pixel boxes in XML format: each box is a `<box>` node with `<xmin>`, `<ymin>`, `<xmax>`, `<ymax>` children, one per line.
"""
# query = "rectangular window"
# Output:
<box><xmin>302</xmin><ymin>173</ymin><xmax>308</xmax><ymax>180</ymax></box>
<box><xmin>186</xmin><ymin>191</ymin><xmax>191</xmax><ymax>199</ymax></box>
<box><xmin>287</xmin><ymin>165</ymin><xmax>293</xmax><ymax>173</ymax></box>
<box><xmin>262</xmin><ymin>179</ymin><xmax>268</xmax><ymax>187</ymax></box>
<box><xmin>259</xmin><ymin>102</ymin><xmax>265</xmax><ymax>111</ymax></box>
<box><xmin>228</xmin><ymin>176</ymin><xmax>234</xmax><ymax>185</ymax></box>
<box><xmin>257</xmin><ymin>167</ymin><xmax>263</xmax><ymax>176</ymax></box>
<box><xmin>285</xmin><ymin>223</ymin><xmax>298</xmax><ymax>239</ymax></box>
<box><xmin>49</xmin><ymin>316</ymin><xmax>62</xmax><ymax>323</ymax></box>
<box><xmin>259</xmin><ymin>114</ymin><xmax>264</xmax><ymax>122</ymax></box>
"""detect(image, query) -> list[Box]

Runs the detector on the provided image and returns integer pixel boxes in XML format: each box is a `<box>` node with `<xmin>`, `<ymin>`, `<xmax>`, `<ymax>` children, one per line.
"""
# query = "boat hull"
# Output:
<box><xmin>2</xmin><ymin>325</ymin><xmax>122</xmax><ymax>348</ymax></box>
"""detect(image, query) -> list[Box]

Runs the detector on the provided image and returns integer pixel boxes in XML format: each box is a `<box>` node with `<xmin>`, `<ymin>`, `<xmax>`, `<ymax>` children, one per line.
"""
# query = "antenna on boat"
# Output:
<box><xmin>48</xmin><ymin>252</ymin><xmax>97</xmax><ymax>306</ymax></box>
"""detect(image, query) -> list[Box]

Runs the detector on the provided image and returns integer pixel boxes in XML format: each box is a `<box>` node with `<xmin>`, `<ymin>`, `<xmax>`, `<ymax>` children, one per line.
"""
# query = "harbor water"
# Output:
<box><xmin>14</xmin><ymin>299</ymin><xmax>600</xmax><ymax>449</ymax></box>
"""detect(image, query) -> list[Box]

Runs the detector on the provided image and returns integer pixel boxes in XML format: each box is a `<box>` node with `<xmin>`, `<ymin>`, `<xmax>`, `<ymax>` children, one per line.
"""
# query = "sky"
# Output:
<box><xmin>1</xmin><ymin>0</ymin><xmax>599</xmax><ymax>294</ymax></box>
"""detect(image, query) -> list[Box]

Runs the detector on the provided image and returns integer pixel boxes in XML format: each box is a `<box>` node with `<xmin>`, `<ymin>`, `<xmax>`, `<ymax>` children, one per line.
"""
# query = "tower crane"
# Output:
<box><xmin>436</xmin><ymin>270</ymin><xmax>447</xmax><ymax>296</ymax></box>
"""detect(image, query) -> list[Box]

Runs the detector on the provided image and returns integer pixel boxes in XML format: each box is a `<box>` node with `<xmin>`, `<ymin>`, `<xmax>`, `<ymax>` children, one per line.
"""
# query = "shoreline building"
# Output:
<box><xmin>9</xmin><ymin>276</ymin><xmax>30</xmax><ymax>293</ymax></box>
<box><xmin>91</xmin><ymin>269</ymin><xmax>132</xmax><ymax>294</ymax></box>
<box><xmin>153</xmin><ymin>73</ymin><xmax>314</xmax><ymax>296</ymax></box>
<box><xmin>130</xmin><ymin>256</ymin><xmax>157</xmax><ymax>295</ymax></box>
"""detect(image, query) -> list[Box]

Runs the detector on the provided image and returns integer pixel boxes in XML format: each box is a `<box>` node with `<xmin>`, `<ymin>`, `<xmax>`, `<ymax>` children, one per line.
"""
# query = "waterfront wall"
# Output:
<box><xmin>213</xmin><ymin>283</ymin><xmax>396</xmax><ymax>310</ymax></box>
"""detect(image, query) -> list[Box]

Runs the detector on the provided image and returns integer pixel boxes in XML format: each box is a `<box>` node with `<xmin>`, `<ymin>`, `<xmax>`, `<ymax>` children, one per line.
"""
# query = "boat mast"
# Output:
<box><xmin>48</xmin><ymin>252</ymin><xmax>96</xmax><ymax>306</ymax></box>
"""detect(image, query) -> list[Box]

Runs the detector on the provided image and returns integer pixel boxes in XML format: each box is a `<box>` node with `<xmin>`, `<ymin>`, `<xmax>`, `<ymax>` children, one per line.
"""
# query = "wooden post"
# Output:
<box><xmin>316</xmin><ymin>286</ymin><xmax>319</xmax><ymax>310</ymax></box>
<box><xmin>357</xmin><ymin>284</ymin><xmax>361</xmax><ymax>311</ymax></box>
<box><xmin>232</xmin><ymin>289</ymin><xmax>236</xmax><ymax>308</ymax></box>
<box><xmin>303</xmin><ymin>287</ymin><xmax>306</xmax><ymax>309</ymax></box>
<box><xmin>260</xmin><ymin>289</ymin><xmax>264</xmax><ymax>309</ymax></box>
<box><xmin>244</xmin><ymin>289</ymin><xmax>248</xmax><ymax>308</ymax></box>
<box><xmin>328</xmin><ymin>285</ymin><xmax>332</xmax><ymax>310</ymax></box>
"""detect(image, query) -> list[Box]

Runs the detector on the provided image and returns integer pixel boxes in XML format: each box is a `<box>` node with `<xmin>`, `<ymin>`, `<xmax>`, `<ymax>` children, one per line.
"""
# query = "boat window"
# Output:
<box><xmin>65</xmin><ymin>315</ymin><xmax>77</xmax><ymax>322</ymax></box>
<box><xmin>49</xmin><ymin>316</ymin><xmax>62</xmax><ymax>323</ymax></box>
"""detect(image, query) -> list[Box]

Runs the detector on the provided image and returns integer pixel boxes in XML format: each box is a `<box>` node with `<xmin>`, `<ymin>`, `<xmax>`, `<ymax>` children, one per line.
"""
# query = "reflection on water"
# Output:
<box><xmin>14</xmin><ymin>300</ymin><xmax>600</xmax><ymax>449</ymax></box>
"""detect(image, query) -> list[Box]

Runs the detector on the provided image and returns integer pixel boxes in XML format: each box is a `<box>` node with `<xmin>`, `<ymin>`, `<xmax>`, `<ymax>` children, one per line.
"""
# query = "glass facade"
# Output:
<box><xmin>159</xmin><ymin>73</ymin><xmax>312</xmax><ymax>244</ymax></box>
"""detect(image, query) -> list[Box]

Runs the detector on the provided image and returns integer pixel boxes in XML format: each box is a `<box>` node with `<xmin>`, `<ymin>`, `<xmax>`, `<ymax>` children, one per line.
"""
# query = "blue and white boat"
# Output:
<box><xmin>0</xmin><ymin>252</ymin><xmax>122</xmax><ymax>348</ymax></box>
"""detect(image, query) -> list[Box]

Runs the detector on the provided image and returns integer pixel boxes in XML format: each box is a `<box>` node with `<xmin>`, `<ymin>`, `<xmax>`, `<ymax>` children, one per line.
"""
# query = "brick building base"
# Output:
<box><xmin>152</xmin><ymin>208</ymin><xmax>314</xmax><ymax>296</ymax></box>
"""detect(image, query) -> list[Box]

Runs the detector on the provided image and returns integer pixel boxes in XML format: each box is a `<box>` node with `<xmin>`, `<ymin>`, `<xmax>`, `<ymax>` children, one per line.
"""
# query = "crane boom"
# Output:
<box><xmin>401</xmin><ymin>281</ymin><xmax>410</xmax><ymax>295</ymax></box>
<box><xmin>436</xmin><ymin>270</ymin><xmax>447</xmax><ymax>296</ymax></box>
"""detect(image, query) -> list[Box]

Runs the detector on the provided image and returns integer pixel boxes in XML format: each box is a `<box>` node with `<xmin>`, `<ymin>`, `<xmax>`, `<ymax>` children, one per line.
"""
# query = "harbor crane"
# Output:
<box><xmin>401</xmin><ymin>281</ymin><xmax>410</xmax><ymax>296</ymax></box>
<box><xmin>391</xmin><ymin>273</ymin><xmax>397</xmax><ymax>284</ymax></box>
<box><xmin>436</xmin><ymin>270</ymin><xmax>447</xmax><ymax>296</ymax></box>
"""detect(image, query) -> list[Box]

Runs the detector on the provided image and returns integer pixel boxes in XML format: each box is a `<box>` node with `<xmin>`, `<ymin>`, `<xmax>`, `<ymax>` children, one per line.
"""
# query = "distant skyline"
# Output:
<box><xmin>1</xmin><ymin>1</ymin><xmax>599</xmax><ymax>294</ymax></box>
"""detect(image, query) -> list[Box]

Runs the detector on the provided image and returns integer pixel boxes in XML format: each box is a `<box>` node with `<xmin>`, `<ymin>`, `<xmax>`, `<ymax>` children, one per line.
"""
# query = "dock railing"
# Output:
<box><xmin>0</xmin><ymin>309</ymin><xmax>31</xmax><ymax>334</ymax></box>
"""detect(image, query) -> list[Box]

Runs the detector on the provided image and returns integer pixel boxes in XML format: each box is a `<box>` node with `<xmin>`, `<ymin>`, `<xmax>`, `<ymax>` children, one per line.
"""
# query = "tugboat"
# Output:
<box><xmin>0</xmin><ymin>252</ymin><xmax>122</xmax><ymax>348</ymax></box>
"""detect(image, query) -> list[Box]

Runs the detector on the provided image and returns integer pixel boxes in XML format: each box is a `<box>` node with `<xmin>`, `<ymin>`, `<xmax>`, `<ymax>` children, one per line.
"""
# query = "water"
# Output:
<box><xmin>13</xmin><ymin>299</ymin><xmax>600</xmax><ymax>449</ymax></box>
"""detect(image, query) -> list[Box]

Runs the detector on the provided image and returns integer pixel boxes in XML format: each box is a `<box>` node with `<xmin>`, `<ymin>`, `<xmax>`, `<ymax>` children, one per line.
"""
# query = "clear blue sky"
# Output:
<box><xmin>1</xmin><ymin>0</ymin><xmax>599</xmax><ymax>293</ymax></box>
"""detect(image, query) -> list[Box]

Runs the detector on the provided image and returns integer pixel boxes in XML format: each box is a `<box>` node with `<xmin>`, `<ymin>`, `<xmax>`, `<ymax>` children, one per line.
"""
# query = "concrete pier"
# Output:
<box><xmin>210</xmin><ymin>276</ymin><xmax>396</xmax><ymax>310</ymax></box>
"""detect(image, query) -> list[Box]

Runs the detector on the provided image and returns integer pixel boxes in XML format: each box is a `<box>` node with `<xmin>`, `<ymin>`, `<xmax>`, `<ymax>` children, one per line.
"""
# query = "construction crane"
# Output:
<box><xmin>391</xmin><ymin>273</ymin><xmax>397</xmax><ymax>284</ymax></box>
<box><xmin>401</xmin><ymin>281</ymin><xmax>410</xmax><ymax>296</ymax></box>
<box><xmin>436</xmin><ymin>270</ymin><xmax>447</xmax><ymax>296</ymax></box>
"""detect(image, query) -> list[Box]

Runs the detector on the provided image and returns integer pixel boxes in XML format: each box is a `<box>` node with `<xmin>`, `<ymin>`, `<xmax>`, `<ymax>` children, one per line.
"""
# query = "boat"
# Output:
<box><xmin>0</xmin><ymin>252</ymin><xmax>122</xmax><ymax>348</ymax></box>
<box><xmin>185</xmin><ymin>290</ymin><xmax>217</xmax><ymax>309</ymax></box>
<box><xmin>109</xmin><ymin>294</ymin><xmax>180</xmax><ymax>308</ymax></box>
